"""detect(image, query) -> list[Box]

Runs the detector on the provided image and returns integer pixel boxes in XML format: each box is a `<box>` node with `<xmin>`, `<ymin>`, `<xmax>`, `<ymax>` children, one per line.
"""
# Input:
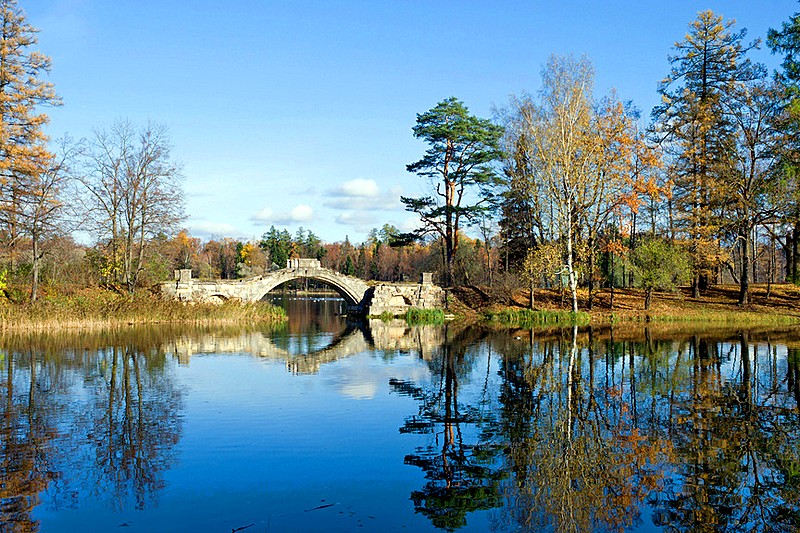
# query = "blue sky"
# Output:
<box><xmin>23</xmin><ymin>0</ymin><xmax>800</xmax><ymax>243</ymax></box>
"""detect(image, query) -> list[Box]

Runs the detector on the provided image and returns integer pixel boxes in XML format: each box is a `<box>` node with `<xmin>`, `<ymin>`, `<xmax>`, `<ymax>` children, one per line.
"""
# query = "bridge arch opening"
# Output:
<box><xmin>264</xmin><ymin>279</ymin><xmax>349</xmax><ymax>322</ymax></box>
<box><xmin>257</xmin><ymin>276</ymin><xmax>362</xmax><ymax>308</ymax></box>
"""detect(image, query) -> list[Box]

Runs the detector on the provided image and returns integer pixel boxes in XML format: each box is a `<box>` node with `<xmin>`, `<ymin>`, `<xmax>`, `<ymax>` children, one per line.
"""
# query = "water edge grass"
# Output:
<box><xmin>484</xmin><ymin>308</ymin><xmax>591</xmax><ymax>327</ymax></box>
<box><xmin>372</xmin><ymin>308</ymin><xmax>447</xmax><ymax>325</ymax></box>
<box><xmin>617</xmin><ymin>309</ymin><xmax>800</xmax><ymax>327</ymax></box>
<box><xmin>404</xmin><ymin>307</ymin><xmax>446</xmax><ymax>325</ymax></box>
<box><xmin>0</xmin><ymin>291</ymin><xmax>287</xmax><ymax>331</ymax></box>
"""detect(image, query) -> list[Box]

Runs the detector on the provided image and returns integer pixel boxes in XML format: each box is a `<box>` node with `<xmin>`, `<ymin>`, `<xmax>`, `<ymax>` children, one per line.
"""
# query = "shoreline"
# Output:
<box><xmin>451</xmin><ymin>283</ymin><xmax>800</xmax><ymax>328</ymax></box>
<box><xmin>0</xmin><ymin>283</ymin><xmax>798</xmax><ymax>332</ymax></box>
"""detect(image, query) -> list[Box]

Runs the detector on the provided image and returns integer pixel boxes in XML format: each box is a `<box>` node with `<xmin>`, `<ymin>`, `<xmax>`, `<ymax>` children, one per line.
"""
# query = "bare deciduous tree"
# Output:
<box><xmin>78</xmin><ymin>120</ymin><xmax>184</xmax><ymax>293</ymax></box>
<box><xmin>16</xmin><ymin>136</ymin><xmax>79</xmax><ymax>301</ymax></box>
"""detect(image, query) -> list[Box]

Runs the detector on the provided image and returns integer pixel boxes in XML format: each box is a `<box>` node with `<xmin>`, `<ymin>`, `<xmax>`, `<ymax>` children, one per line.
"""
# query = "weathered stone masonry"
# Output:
<box><xmin>161</xmin><ymin>259</ymin><xmax>445</xmax><ymax>316</ymax></box>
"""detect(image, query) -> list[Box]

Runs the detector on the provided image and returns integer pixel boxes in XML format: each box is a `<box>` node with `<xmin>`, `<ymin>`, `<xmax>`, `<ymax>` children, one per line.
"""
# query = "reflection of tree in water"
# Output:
<box><xmin>494</xmin><ymin>327</ymin><xmax>800</xmax><ymax>532</ymax></box>
<box><xmin>0</xmin><ymin>350</ymin><xmax>60</xmax><ymax>533</ymax></box>
<box><xmin>391</xmin><ymin>325</ymin><xmax>506</xmax><ymax>531</ymax></box>
<box><xmin>0</xmin><ymin>329</ymin><xmax>186</xmax><ymax>528</ymax></box>
<box><xmin>83</xmin><ymin>345</ymin><xmax>183</xmax><ymax>510</ymax></box>
<box><xmin>496</xmin><ymin>326</ymin><xmax>674</xmax><ymax>533</ymax></box>
<box><xmin>649</xmin><ymin>334</ymin><xmax>800</xmax><ymax>531</ymax></box>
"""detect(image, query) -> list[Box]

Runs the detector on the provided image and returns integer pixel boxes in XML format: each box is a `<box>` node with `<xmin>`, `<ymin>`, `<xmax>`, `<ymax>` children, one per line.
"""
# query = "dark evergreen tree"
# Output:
<box><xmin>768</xmin><ymin>11</ymin><xmax>800</xmax><ymax>283</ymax></box>
<box><xmin>652</xmin><ymin>10</ymin><xmax>758</xmax><ymax>296</ymax></box>
<box><xmin>402</xmin><ymin>97</ymin><xmax>504</xmax><ymax>286</ymax></box>
<box><xmin>497</xmin><ymin>169</ymin><xmax>535</xmax><ymax>272</ymax></box>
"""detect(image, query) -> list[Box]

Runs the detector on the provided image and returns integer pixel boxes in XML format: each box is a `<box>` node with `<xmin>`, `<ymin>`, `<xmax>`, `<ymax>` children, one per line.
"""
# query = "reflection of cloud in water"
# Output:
<box><xmin>325</xmin><ymin>352</ymin><xmax>432</xmax><ymax>401</ymax></box>
<box><xmin>340</xmin><ymin>382</ymin><xmax>378</xmax><ymax>400</ymax></box>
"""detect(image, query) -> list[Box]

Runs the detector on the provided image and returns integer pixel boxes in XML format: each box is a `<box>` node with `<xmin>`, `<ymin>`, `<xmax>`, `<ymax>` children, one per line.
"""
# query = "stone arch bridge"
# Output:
<box><xmin>162</xmin><ymin>258</ymin><xmax>445</xmax><ymax>316</ymax></box>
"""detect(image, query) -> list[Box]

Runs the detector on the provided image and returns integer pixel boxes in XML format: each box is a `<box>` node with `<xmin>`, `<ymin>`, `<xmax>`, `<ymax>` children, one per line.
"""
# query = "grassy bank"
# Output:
<box><xmin>374</xmin><ymin>307</ymin><xmax>447</xmax><ymax>325</ymax></box>
<box><xmin>600</xmin><ymin>309</ymin><xmax>800</xmax><ymax>327</ymax></box>
<box><xmin>452</xmin><ymin>283</ymin><xmax>800</xmax><ymax>328</ymax></box>
<box><xmin>0</xmin><ymin>290</ymin><xmax>287</xmax><ymax>331</ymax></box>
<box><xmin>484</xmin><ymin>308</ymin><xmax>591</xmax><ymax>327</ymax></box>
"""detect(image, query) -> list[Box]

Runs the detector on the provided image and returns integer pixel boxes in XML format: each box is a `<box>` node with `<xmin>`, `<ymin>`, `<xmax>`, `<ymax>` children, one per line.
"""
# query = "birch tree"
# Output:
<box><xmin>504</xmin><ymin>55</ymin><xmax>638</xmax><ymax>313</ymax></box>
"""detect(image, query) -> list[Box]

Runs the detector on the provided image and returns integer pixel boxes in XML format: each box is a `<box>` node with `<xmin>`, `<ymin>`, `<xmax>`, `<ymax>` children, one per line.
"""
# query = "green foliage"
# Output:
<box><xmin>259</xmin><ymin>226</ymin><xmax>327</xmax><ymax>267</ymax></box>
<box><xmin>484</xmin><ymin>308</ymin><xmax>591</xmax><ymax>327</ymax></box>
<box><xmin>768</xmin><ymin>12</ymin><xmax>800</xmax><ymax>90</ymax></box>
<box><xmin>497</xmin><ymin>169</ymin><xmax>536</xmax><ymax>268</ymax></box>
<box><xmin>0</xmin><ymin>268</ymin><xmax>7</xmax><ymax>296</ymax></box>
<box><xmin>343</xmin><ymin>255</ymin><xmax>355</xmax><ymax>276</ymax></box>
<box><xmin>404</xmin><ymin>307</ymin><xmax>445</xmax><ymax>325</ymax></box>
<box><xmin>260</xmin><ymin>226</ymin><xmax>293</xmax><ymax>267</ymax></box>
<box><xmin>631</xmin><ymin>239</ymin><xmax>692</xmax><ymax>293</ymax></box>
<box><xmin>295</xmin><ymin>227</ymin><xmax>327</xmax><ymax>260</ymax></box>
<box><xmin>377</xmin><ymin>311</ymin><xmax>394</xmax><ymax>322</ymax></box>
<box><xmin>402</xmin><ymin>97</ymin><xmax>504</xmax><ymax>285</ymax></box>
<box><xmin>522</xmin><ymin>242</ymin><xmax>563</xmax><ymax>288</ymax></box>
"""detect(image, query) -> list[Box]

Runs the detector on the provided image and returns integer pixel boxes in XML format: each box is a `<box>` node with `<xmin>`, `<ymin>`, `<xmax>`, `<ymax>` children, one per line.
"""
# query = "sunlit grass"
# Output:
<box><xmin>0</xmin><ymin>290</ymin><xmax>287</xmax><ymax>331</ymax></box>
<box><xmin>372</xmin><ymin>308</ymin><xmax>447</xmax><ymax>325</ymax></box>
<box><xmin>404</xmin><ymin>307</ymin><xmax>446</xmax><ymax>325</ymax></box>
<box><xmin>484</xmin><ymin>308</ymin><xmax>591</xmax><ymax>327</ymax></box>
<box><xmin>629</xmin><ymin>310</ymin><xmax>800</xmax><ymax>326</ymax></box>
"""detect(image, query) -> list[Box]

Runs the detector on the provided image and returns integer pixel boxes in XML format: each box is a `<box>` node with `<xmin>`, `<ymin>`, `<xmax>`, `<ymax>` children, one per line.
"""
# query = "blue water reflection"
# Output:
<box><xmin>1</xmin><ymin>302</ymin><xmax>799</xmax><ymax>532</ymax></box>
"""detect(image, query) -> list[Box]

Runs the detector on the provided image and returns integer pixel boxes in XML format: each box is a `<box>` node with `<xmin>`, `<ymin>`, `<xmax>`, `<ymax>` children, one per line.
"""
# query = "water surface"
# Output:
<box><xmin>1</xmin><ymin>298</ymin><xmax>799</xmax><ymax>532</ymax></box>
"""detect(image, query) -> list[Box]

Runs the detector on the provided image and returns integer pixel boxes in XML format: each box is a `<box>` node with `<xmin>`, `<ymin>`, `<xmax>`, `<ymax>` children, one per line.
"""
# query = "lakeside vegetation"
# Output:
<box><xmin>453</xmin><ymin>282</ymin><xmax>800</xmax><ymax>328</ymax></box>
<box><xmin>484</xmin><ymin>309</ymin><xmax>591</xmax><ymax>328</ymax></box>
<box><xmin>0</xmin><ymin>289</ymin><xmax>286</xmax><ymax>331</ymax></box>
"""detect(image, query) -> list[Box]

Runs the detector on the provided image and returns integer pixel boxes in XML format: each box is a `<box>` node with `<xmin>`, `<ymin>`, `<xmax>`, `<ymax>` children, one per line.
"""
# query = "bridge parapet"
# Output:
<box><xmin>287</xmin><ymin>258</ymin><xmax>320</xmax><ymax>269</ymax></box>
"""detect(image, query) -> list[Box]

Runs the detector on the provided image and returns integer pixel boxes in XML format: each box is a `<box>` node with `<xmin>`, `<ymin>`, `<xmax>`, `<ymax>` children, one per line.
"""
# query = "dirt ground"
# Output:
<box><xmin>450</xmin><ymin>283</ymin><xmax>800</xmax><ymax>321</ymax></box>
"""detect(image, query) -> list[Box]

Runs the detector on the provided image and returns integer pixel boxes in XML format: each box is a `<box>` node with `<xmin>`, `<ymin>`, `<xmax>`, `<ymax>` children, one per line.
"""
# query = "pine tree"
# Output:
<box><xmin>0</xmin><ymin>0</ymin><xmax>61</xmax><ymax>272</ymax></box>
<box><xmin>402</xmin><ymin>97</ymin><xmax>504</xmax><ymax>286</ymax></box>
<box><xmin>653</xmin><ymin>10</ymin><xmax>757</xmax><ymax>296</ymax></box>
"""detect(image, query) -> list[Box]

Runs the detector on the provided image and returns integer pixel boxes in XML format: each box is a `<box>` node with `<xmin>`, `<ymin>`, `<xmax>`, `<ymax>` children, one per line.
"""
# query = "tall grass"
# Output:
<box><xmin>0</xmin><ymin>290</ymin><xmax>287</xmax><ymax>331</ymax></box>
<box><xmin>635</xmin><ymin>310</ymin><xmax>800</xmax><ymax>326</ymax></box>
<box><xmin>484</xmin><ymin>308</ymin><xmax>591</xmax><ymax>328</ymax></box>
<box><xmin>405</xmin><ymin>307</ymin><xmax>446</xmax><ymax>325</ymax></box>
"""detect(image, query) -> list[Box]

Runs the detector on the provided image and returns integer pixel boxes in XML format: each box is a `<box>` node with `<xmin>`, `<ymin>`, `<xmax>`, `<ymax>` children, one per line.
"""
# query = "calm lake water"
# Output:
<box><xmin>2</xmin><ymin>295</ymin><xmax>800</xmax><ymax>532</ymax></box>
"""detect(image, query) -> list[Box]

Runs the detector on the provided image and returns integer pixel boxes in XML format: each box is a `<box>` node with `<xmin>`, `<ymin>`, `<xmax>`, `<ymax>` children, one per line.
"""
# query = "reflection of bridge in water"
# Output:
<box><xmin>167</xmin><ymin>320</ymin><xmax>446</xmax><ymax>374</ymax></box>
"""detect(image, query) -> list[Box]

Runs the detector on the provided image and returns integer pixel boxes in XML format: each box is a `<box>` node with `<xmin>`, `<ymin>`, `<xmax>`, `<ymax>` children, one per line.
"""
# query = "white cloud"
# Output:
<box><xmin>186</xmin><ymin>220</ymin><xmax>243</xmax><ymax>239</ymax></box>
<box><xmin>398</xmin><ymin>216</ymin><xmax>423</xmax><ymax>233</ymax></box>
<box><xmin>252</xmin><ymin>204</ymin><xmax>315</xmax><ymax>225</ymax></box>
<box><xmin>331</xmin><ymin>178</ymin><xmax>381</xmax><ymax>198</ymax></box>
<box><xmin>287</xmin><ymin>204</ymin><xmax>314</xmax><ymax>222</ymax></box>
<box><xmin>335</xmin><ymin>211</ymin><xmax>377</xmax><ymax>232</ymax></box>
<box><xmin>324</xmin><ymin>180</ymin><xmax>403</xmax><ymax>211</ymax></box>
<box><xmin>251</xmin><ymin>207</ymin><xmax>273</xmax><ymax>222</ymax></box>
